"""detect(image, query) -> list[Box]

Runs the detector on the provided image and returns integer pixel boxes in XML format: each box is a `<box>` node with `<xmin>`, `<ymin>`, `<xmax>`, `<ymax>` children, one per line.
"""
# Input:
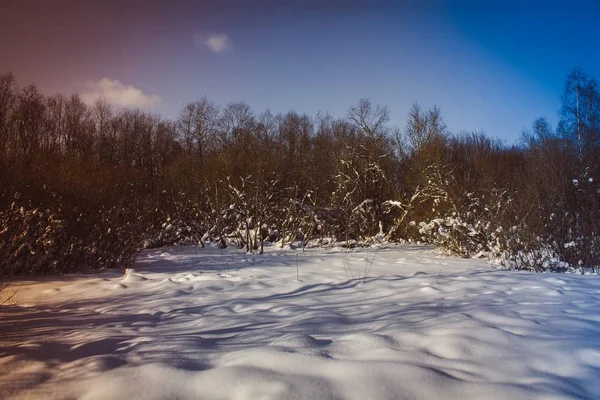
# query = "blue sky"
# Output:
<box><xmin>1</xmin><ymin>0</ymin><xmax>599</xmax><ymax>142</ymax></box>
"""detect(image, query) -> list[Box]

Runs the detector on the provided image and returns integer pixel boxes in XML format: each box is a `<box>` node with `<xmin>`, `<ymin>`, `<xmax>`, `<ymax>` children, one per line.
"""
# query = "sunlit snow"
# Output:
<box><xmin>2</xmin><ymin>244</ymin><xmax>600</xmax><ymax>399</ymax></box>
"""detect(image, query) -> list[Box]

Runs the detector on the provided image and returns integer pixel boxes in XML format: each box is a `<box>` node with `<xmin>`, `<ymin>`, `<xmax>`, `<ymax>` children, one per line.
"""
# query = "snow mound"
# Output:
<box><xmin>334</xmin><ymin>333</ymin><xmax>400</xmax><ymax>352</ymax></box>
<box><xmin>271</xmin><ymin>333</ymin><xmax>331</xmax><ymax>349</ymax></box>
<box><xmin>121</xmin><ymin>269</ymin><xmax>149</xmax><ymax>283</ymax></box>
<box><xmin>420</xmin><ymin>286</ymin><xmax>441</xmax><ymax>294</ymax></box>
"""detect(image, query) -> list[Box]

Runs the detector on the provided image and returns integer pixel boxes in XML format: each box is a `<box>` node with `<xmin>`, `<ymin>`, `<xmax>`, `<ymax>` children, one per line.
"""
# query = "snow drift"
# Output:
<box><xmin>2</xmin><ymin>244</ymin><xmax>600</xmax><ymax>399</ymax></box>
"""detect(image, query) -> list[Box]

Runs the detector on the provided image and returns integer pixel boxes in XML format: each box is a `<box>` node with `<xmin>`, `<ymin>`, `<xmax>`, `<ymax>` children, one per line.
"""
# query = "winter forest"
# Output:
<box><xmin>0</xmin><ymin>68</ymin><xmax>599</xmax><ymax>277</ymax></box>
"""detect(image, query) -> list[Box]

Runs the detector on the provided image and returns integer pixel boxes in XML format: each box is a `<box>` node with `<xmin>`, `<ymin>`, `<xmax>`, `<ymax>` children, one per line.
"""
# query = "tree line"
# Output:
<box><xmin>0</xmin><ymin>68</ymin><xmax>598</xmax><ymax>275</ymax></box>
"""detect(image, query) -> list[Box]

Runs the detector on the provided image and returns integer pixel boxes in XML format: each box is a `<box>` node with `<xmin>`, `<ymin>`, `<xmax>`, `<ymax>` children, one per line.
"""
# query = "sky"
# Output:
<box><xmin>1</xmin><ymin>0</ymin><xmax>599</xmax><ymax>143</ymax></box>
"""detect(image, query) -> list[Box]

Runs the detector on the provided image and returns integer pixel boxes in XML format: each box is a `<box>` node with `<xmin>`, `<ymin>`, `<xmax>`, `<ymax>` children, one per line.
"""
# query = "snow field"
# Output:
<box><xmin>2</xmin><ymin>244</ymin><xmax>600</xmax><ymax>399</ymax></box>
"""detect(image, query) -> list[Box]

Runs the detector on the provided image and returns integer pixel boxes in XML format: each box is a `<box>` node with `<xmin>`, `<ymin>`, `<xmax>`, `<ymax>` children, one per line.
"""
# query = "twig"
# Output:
<box><xmin>220</xmin><ymin>252</ymin><xmax>230</xmax><ymax>275</ymax></box>
<box><xmin>363</xmin><ymin>247</ymin><xmax>378</xmax><ymax>283</ymax></box>
<box><xmin>344</xmin><ymin>257</ymin><xmax>356</xmax><ymax>280</ymax></box>
<box><xmin>0</xmin><ymin>283</ymin><xmax>20</xmax><ymax>309</ymax></box>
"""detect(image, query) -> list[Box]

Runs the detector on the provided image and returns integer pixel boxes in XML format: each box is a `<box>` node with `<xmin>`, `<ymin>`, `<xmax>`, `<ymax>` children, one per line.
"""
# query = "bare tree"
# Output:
<box><xmin>559</xmin><ymin>68</ymin><xmax>600</xmax><ymax>165</ymax></box>
<box><xmin>347</xmin><ymin>98</ymin><xmax>390</xmax><ymax>140</ymax></box>
<box><xmin>405</xmin><ymin>103</ymin><xmax>447</xmax><ymax>155</ymax></box>
<box><xmin>0</xmin><ymin>73</ymin><xmax>17</xmax><ymax>162</ymax></box>
<box><xmin>177</xmin><ymin>98</ymin><xmax>219</xmax><ymax>169</ymax></box>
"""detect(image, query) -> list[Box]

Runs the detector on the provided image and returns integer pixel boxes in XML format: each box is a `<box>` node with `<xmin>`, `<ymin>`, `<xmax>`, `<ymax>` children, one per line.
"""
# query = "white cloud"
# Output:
<box><xmin>195</xmin><ymin>33</ymin><xmax>231</xmax><ymax>54</ymax></box>
<box><xmin>80</xmin><ymin>78</ymin><xmax>161</xmax><ymax>108</ymax></box>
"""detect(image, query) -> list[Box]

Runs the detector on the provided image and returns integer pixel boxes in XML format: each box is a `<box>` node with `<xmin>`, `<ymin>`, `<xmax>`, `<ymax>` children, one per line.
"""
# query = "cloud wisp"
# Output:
<box><xmin>195</xmin><ymin>33</ymin><xmax>231</xmax><ymax>54</ymax></box>
<box><xmin>80</xmin><ymin>78</ymin><xmax>161</xmax><ymax>108</ymax></box>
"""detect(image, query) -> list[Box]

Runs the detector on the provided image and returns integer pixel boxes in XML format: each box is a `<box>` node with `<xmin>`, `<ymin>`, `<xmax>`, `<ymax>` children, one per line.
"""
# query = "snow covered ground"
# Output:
<box><xmin>2</xmin><ymin>244</ymin><xmax>600</xmax><ymax>399</ymax></box>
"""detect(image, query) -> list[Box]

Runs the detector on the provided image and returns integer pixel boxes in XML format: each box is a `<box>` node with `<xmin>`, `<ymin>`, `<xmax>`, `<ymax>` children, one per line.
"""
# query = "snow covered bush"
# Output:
<box><xmin>383</xmin><ymin>163</ymin><xmax>451</xmax><ymax>241</ymax></box>
<box><xmin>146</xmin><ymin>194</ymin><xmax>211</xmax><ymax>248</ymax></box>
<box><xmin>0</xmin><ymin>200</ymin><xmax>65</xmax><ymax>275</ymax></box>
<box><xmin>332</xmin><ymin>155</ymin><xmax>394</xmax><ymax>245</ymax></box>
<box><xmin>0</xmin><ymin>187</ymin><xmax>152</xmax><ymax>276</ymax></box>
<box><xmin>416</xmin><ymin>190</ymin><xmax>513</xmax><ymax>258</ymax></box>
<box><xmin>413</xmin><ymin>177</ymin><xmax>599</xmax><ymax>272</ymax></box>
